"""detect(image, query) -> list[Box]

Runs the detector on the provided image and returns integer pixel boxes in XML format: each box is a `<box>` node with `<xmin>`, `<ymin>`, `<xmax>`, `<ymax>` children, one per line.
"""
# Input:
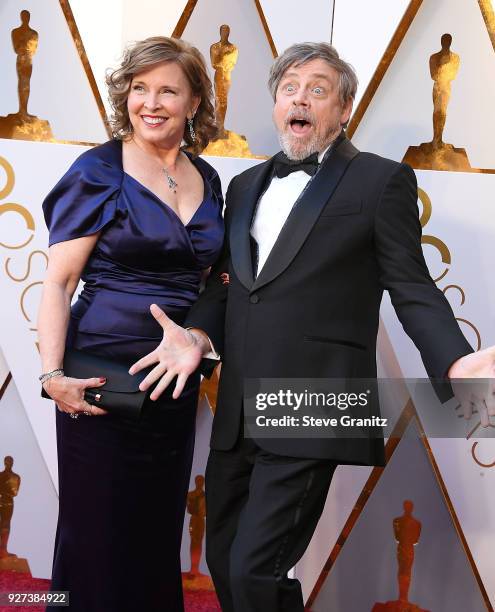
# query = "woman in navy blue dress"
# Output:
<box><xmin>38</xmin><ymin>37</ymin><xmax>223</xmax><ymax>612</ymax></box>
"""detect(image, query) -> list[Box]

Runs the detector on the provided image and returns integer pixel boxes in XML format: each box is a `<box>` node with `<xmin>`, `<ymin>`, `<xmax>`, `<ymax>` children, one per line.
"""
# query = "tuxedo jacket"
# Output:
<box><xmin>185</xmin><ymin>136</ymin><xmax>472</xmax><ymax>466</ymax></box>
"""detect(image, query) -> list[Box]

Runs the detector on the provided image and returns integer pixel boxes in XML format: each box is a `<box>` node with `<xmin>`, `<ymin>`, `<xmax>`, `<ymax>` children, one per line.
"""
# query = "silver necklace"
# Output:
<box><xmin>163</xmin><ymin>167</ymin><xmax>178</xmax><ymax>193</ymax></box>
<box><xmin>131</xmin><ymin>139</ymin><xmax>179</xmax><ymax>193</ymax></box>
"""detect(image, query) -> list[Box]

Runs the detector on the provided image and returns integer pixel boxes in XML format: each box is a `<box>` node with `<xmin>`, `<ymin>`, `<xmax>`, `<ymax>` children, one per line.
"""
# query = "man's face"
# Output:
<box><xmin>272</xmin><ymin>59</ymin><xmax>353</xmax><ymax>160</ymax></box>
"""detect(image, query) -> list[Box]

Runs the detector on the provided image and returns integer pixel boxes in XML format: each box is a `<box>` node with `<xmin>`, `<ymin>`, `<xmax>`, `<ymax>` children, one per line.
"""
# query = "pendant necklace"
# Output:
<box><xmin>130</xmin><ymin>138</ymin><xmax>179</xmax><ymax>193</ymax></box>
<box><xmin>163</xmin><ymin>167</ymin><xmax>178</xmax><ymax>193</ymax></box>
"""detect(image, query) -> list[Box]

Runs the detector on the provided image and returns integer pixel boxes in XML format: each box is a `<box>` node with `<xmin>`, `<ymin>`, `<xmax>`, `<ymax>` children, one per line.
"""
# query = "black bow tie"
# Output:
<box><xmin>273</xmin><ymin>152</ymin><xmax>319</xmax><ymax>179</ymax></box>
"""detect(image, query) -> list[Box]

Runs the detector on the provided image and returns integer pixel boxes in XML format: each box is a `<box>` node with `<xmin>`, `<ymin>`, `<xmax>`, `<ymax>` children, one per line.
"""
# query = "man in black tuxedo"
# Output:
<box><xmin>131</xmin><ymin>43</ymin><xmax>495</xmax><ymax>611</ymax></box>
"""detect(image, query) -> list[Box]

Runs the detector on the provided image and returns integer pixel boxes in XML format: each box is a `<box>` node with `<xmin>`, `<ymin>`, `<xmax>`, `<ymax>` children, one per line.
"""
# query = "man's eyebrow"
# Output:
<box><xmin>280</xmin><ymin>72</ymin><xmax>332</xmax><ymax>81</ymax></box>
<box><xmin>310</xmin><ymin>73</ymin><xmax>332</xmax><ymax>81</ymax></box>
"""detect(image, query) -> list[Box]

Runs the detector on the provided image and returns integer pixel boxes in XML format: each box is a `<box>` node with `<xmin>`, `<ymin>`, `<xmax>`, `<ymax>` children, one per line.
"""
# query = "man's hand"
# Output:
<box><xmin>129</xmin><ymin>304</ymin><xmax>209</xmax><ymax>401</ymax></box>
<box><xmin>448</xmin><ymin>346</ymin><xmax>495</xmax><ymax>427</ymax></box>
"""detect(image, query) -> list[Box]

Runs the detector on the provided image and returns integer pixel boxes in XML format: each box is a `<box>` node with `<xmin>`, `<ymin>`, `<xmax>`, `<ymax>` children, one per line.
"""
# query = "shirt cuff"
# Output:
<box><xmin>185</xmin><ymin>328</ymin><xmax>220</xmax><ymax>361</ymax></box>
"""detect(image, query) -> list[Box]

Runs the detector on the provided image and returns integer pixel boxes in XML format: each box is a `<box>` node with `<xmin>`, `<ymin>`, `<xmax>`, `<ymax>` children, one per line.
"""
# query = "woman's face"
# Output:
<box><xmin>127</xmin><ymin>61</ymin><xmax>199</xmax><ymax>148</ymax></box>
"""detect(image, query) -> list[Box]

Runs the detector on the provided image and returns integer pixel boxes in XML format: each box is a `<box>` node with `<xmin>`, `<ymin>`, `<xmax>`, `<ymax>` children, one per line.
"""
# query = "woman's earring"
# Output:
<box><xmin>188</xmin><ymin>117</ymin><xmax>196</xmax><ymax>142</ymax></box>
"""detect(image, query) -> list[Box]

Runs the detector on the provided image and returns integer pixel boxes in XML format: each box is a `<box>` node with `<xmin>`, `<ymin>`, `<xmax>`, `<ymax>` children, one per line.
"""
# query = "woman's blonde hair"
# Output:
<box><xmin>106</xmin><ymin>36</ymin><xmax>217</xmax><ymax>155</ymax></box>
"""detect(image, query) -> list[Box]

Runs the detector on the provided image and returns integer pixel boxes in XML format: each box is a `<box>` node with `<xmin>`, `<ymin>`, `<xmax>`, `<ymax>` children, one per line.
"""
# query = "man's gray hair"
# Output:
<box><xmin>268</xmin><ymin>42</ymin><xmax>358</xmax><ymax>105</ymax></box>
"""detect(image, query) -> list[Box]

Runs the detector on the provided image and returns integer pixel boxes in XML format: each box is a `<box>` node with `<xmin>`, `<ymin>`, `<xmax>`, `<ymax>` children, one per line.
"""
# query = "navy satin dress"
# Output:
<box><xmin>42</xmin><ymin>139</ymin><xmax>224</xmax><ymax>612</ymax></box>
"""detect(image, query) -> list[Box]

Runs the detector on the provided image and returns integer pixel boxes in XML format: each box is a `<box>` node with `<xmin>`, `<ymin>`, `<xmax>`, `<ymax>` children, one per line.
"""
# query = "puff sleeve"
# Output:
<box><xmin>42</xmin><ymin>142</ymin><xmax>123</xmax><ymax>246</ymax></box>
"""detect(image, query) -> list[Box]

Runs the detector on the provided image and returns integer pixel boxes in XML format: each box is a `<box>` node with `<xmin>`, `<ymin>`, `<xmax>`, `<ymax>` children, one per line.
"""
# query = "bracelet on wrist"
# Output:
<box><xmin>39</xmin><ymin>369</ymin><xmax>64</xmax><ymax>385</ymax></box>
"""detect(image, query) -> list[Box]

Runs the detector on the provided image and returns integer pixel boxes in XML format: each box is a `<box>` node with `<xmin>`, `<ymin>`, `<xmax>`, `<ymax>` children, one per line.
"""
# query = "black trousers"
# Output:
<box><xmin>205</xmin><ymin>435</ymin><xmax>337</xmax><ymax>612</ymax></box>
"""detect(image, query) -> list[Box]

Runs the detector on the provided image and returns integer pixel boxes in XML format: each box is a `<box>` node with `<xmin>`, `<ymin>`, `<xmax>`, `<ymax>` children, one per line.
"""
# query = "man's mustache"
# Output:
<box><xmin>284</xmin><ymin>109</ymin><xmax>315</xmax><ymax>127</ymax></box>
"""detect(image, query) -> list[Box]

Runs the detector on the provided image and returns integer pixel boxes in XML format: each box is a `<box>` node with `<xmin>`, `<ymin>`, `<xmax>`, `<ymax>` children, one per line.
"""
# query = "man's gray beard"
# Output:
<box><xmin>278</xmin><ymin>127</ymin><xmax>340</xmax><ymax>161</ymax></box>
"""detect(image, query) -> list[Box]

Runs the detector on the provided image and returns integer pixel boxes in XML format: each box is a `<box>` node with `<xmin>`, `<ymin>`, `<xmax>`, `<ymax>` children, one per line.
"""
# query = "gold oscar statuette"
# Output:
<box><xmin>0</xmin><ymin>11</ymin><xmax>53</xmax><ymax>141</ymax></box>
<box><xmin>402</xmin><ymin>34</ymin><xmax>472</xmax><ymax>172</ymax></box>
<box><xmin>202</xmin><ymin>25</ymin><xmax>256</xmax><ymax>158</ymax></box>
<box><xmin>0</xmin><ymin>456</ymin><xmax>30</xmax><ymax>573</ymax></box>
<box><xmin>181</xmin><ymin>475</ymin><xmax>214</xmax><ymax>590</ymax></box>
<box><xmin>199</xmin><ymin>364</ymin><xmax>220</xmax><ymax>414</ymax></box>
<box><xmin>372</xmin><ymin>500</ymin><xmax>429</xmax><ymax>612</ymax></box>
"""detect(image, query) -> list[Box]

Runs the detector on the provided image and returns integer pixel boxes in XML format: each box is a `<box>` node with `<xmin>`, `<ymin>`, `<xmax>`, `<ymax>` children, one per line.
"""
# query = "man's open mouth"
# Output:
<box><xmin>289</xmin><ymin>118</ymin><xmax>312</xmax><ymax>135</ymax></box>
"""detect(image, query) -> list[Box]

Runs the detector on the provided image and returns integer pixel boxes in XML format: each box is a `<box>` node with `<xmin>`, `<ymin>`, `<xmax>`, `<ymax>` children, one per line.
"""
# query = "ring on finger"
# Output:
<box><xmin>69</xmin><ymin>412</ymin><xmax>79</xmax><ymax>419</ymax></box>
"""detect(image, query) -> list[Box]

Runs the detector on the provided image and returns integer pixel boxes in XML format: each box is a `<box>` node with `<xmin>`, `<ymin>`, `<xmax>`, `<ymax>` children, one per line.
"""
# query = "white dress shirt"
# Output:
<box><xmin>251</xmin><ymin>145</ymin><xmax>331</xmax><ymax>275</ymax></box>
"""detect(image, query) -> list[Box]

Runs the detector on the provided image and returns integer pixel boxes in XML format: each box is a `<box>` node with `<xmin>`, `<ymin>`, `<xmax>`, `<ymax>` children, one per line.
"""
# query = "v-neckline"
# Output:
<box><xmin>118</xmin><ymin>140</ymin><xmax>208</xmax><ymax>228</ymax></box>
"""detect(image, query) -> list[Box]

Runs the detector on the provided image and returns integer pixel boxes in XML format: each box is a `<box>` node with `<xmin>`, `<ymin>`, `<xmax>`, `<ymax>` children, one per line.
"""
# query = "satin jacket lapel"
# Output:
<box><xmin>230</xmin><ymin>158</ymin><xmax>274</xmax><ymax>290</ymax></box>
<box><xmin>252</xmin><ymin>137</ymin><xmax>360</xmax><ymax>292</ymax></box>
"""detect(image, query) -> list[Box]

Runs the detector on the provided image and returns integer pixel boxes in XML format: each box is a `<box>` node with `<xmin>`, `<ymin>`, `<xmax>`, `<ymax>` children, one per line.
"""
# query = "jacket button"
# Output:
<box><xmin>250</xmin><ymin>294</ymin><xmax>260</xmax><ymax>304</ymax></box>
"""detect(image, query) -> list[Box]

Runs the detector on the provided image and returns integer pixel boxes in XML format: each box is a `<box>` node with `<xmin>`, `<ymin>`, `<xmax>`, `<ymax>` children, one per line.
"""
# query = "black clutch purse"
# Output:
<box><xmin>41</xmin><ymin>348</ymin><xmax>152</xmax><ymax>420</ymax></box>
